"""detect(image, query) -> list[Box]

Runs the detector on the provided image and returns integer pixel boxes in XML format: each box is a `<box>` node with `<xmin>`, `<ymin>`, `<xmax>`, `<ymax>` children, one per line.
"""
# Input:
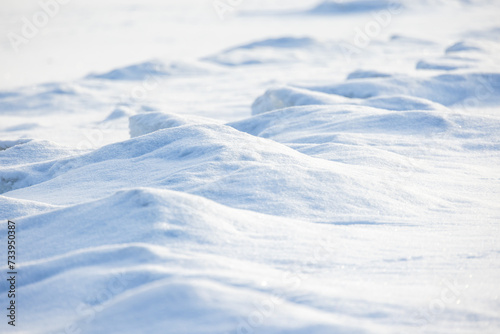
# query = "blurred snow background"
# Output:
<box><xmin>1</xmin><ymin>0</ymin><xmax>499</xmax><ymax>333</ymax></box>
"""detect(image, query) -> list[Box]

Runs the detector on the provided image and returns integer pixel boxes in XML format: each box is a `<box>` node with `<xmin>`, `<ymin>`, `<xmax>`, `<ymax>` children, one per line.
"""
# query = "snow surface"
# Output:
<box><xmin>1</xmin><ymin>0</ymin><xmax>500</xmax><ymax>333</ymax></box>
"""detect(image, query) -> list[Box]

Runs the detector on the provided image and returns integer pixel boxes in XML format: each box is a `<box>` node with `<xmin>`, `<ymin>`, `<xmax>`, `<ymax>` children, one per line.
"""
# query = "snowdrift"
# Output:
<box><xmin>87</xmin><ymin>59</ymin><xmax>220</xmax><ymax>81</ymax></box>
<box><xmin>1</xmin><ymin>1</ymin><xmax>500</xmax><ymax>333</ymax></box>
<box><xmin>305</xmin><ymin>73</ymin><xmax>500</xmax><ymax>106</ymax></box>
<box><xmin>129</xmin><ymin>112</ymin><xmax>220</xmax><ymax>138</ymax></box>
<box><xmin>309</xmin><ymin>0</ymin><xmax>401</xmax><ymax>14</ymax></box>
<box><xmin>203</xmin><ymin>37</ymin><xmax>331</xmax><ymax>66</ymax></box>
<box><xmin>1</xmin><ymin>121</ymin><xmax>433</xmax><ymax>222</ymax></box>
<box><xmin>251</xmin><ymin>86</ymin><xmax>448</xmax><ymax>115</ymax></box>
<box><xmin>3</xmin><ymin>187</ymin><xmax>368</xmax><ymax>333</ymax></box>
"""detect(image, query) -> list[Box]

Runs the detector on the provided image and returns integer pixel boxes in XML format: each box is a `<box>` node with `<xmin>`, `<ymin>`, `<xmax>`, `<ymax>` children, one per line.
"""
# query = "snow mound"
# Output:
<box><xmin>251</xmin><ymin>86</ymin><xmax>447</xmax><ymax>115</ymax></box>
<box><xmin>1</xmin><ymin>122</ymin><xmax>433</xmax><ymax>221</ymax></box>
<box><xmin>5</xmin><ymin>187</ymin><xmax>368</xmax><ymax>333</ymax></box>
<box><xmin>445</xmin><ymin>40</ymin><xmax>485</xmax><ymax>54</ymax></box>
<box><xmin>395</xmin><ymin>0</ymin><xmax>491</xmax><ymax>9</ymax></box>
<box><xmin>38</xmin><ymin>82</ymin><xmax>89</xmax><ymax>95</ymax></box>
<box><xmin>102</xmin><ymin>106</ymin><xmax>135</xmax><ymax>122</ymax></box>
<box><xmin>13</xmin><ymin>188</ymin><xmax>264</xmax><ymax>260</ymax></box>
<box><xmin>465</xmin><ymin>26</ymin><xmax>500</xmax><ymax>41</ymax></box>
<box><xmin>11</xmin><ymin>185</ymin><xmax>299</xmax><ymax>264</ymax></box>
<box><xmin>0</xmin><ymin>139</ymin><xmax>31</xmax><ymax>151</ymax></box>
<box><xmin>204</xmin><ymin>37</ymin><xmax>327</xmax><ymax>66</ymax></box>
<box><xmin>389</xmin><ymin>34</ymin><xmax>437</xmax><ymax>45</ymax></box>
<box><xmin>229</xmin><ymin>104</ymin><xmax>500</xmax><ymax>202</ymax></box>
<box><xmin>417</xmin><ymin>39</ymin><xmax>500</xmax><ymax>72</ymax></box>
<box><xmin>362</xmin><ymin>95</ymin><xmax>447</xmax><ymax>111</ymax></box>
<box><xmin>0</xmin><ymin>196</ymin><xmax>59</xmax><ymax>220</ymax></box>
<box><xmin>0</xmin><ymin>81</ymin><xmax>99</xmax><ymax>114</ymax></box>
<box><xmin>234</xmin><ymin>105</ymin><xmax>451</xmax><ymax>140</ymax></box>
<box><xmin>307</xmin><ymin>72</ymin><xmax>500</xmax><ymax>106</ymax></box>
<box><xmin>416</xmin><ymin>59</ymin><xmax>472</xmax><ymax>71</ymax></box>
<box><xmin>230</xmin><ymin>104</ymin><xmax>458</xmax><ymax>178</ymax></box>
<box><xmin>2</xmin><ymin>123</ymin><xmax>39</xmax><ymax>132</ymax></box>
<box><xmin>251</xmin><ymin>86</ymin><xmax>352</xmax><ymax>115</ymax></box>
<box><xmin>82</xmin><ymin>278</ymin><xmax>350</xmax><ymax>334</ymax></box>
<box><xmin>0</xmin><ymin>139</ymin><xmax>81</xmax><ymax>166</ymax></box>
<box><xmin>129</xmin><ymin>112</ymin><xmax>219</xmax><ymax>137</ymax></box>
<box><xmin>231</xmin><ymin>37</ymin><xmax>318</xmax><ymax>49</ymax></box>
<box><xmin>309</xmin><ymin>0</ymin><xmax>401</xmax><ymax>14</ymax></box>
<box><xmin>88</xmin><ymin>60</ymin><xmax>218</xmax><ymax>81</ymax></box>
<box><xmin>346</xmin><ymin>69</ymin><xmax>392</xmax><ymax>80</ymax></box>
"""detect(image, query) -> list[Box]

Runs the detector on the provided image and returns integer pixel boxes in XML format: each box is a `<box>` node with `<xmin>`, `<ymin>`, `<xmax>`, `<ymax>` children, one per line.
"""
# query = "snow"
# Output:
<box><xmin>250</xmin><ymin>86</ymin><xmax>448</xmax><ymax>114</ymax></box>
<box><xmin>309</xmin><ymin>0</ymin><xmax>402</xmax><ymax>14</ymax></box>
<box><xmin>203</xmin><ymin>37</ymin><xmax>330</xmax><ymax>66</ymax></box>
<box><xmin>129</xmin><ymin>112</ymin><xmax>220</xmax><ymax>138</ymax></box>
<box><xmin>88</xmin><ymin>59</ymin><xmax>221</xmax><ymax>81</ymax></box>
<box><xmin>306</xmin><ymin>73</ymin><xmax>500</xmax><ymax>106</ymax></box>
<box><xmin>1</xmin><ymin>0</ymin><xmax>500</xmax><ymax>333</ymax></box>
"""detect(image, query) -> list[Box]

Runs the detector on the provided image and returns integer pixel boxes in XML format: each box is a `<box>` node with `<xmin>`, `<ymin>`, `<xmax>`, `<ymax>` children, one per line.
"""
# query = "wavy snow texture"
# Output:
<box><xmin>1</xmin><ymin>122</ymin><xmax>435</xmax><ymax>222</ymax></box>
<box><xmin>305</xmin><ymin>73</ymin><xmax>500</xmax><ymax>106</ymax></box>
<box><xmin>251</xmin><ymin>86</ymin><xmax>449</xmax><ymax>115</ymax></box>
<box><xmin>1</xmin><ymin>187</ymin><xmax>387</xmax><ymax>333</ymax></box>
<box><xmin>203</xmin><ymin>37</ymin><xmax>334</xmax><ymax>66</ymax></box>
<box><xmin>87</xmin><ymin>59</ymin><xmax>221</xmax><ymax>81</ymax></box>
<box><xmin>309</xmin><ymin>0</ymin><xmax>401</xmax><ymax>14</ymax></box>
